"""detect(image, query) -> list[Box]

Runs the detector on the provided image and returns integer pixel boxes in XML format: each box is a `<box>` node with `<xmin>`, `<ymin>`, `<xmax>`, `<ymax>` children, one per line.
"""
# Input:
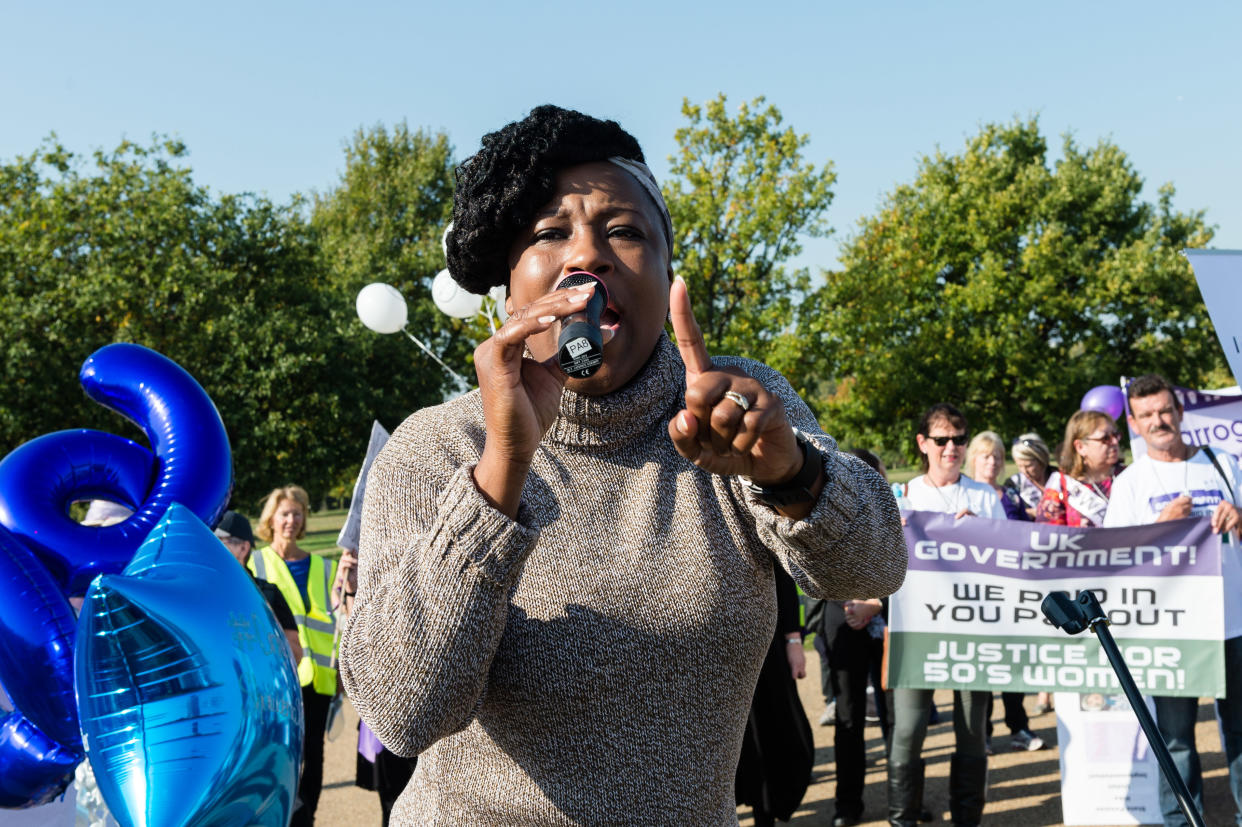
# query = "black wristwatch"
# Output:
<box><xmin>745</xmin><ymin>429</ymin><xmax>823</xmax><ymax>508</ymax></box>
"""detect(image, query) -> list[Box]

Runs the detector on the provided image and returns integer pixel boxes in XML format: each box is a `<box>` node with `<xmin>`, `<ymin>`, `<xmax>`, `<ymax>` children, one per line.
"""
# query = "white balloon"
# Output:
<box><xmin>356</xmin><ymin>283</ymin><xmax>408</xmax><ymax>334</ymax></box>
<box><xmin>432</xmin><ymin>269</ymin><xmax>483</xmax><ymax>319</ymax></box>
<box><xmin>489</xmin><ymin>284</ymin><xmax>509</xmax><ymax>323</ymax></box>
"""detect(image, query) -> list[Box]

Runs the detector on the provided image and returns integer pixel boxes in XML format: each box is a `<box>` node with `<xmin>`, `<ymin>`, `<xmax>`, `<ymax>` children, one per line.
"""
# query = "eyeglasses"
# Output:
<box><xmin>1013</xmin><ymin>438</ymin><xmax>1041</xmax><ymax>448</ymax></box>
<box><xmin>1082</xmin><ymin>432</ymin><xmax>1121</xmax><ymax>444</ymax></box>
<box><xmin>927</xmin><ymin>433</ymin><xmax>968</xmax><ymax>447</ymax></box>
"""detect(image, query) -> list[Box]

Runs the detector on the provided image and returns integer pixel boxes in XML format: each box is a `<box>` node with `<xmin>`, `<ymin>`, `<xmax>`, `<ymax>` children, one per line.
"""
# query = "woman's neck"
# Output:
<box><xmin>270</xmin><ymin>536</ymin><xmax>307</xmax><ymax>561</ymax></box>
<box><xmin>925</xmin><ymin>468</ymin><xmax>961</xmax><ymax>488</ymax></box>
<box><xmin>1080</xmin><ymin>465</ymin><xmax>1112</xmax><ymax>485</ymax></box>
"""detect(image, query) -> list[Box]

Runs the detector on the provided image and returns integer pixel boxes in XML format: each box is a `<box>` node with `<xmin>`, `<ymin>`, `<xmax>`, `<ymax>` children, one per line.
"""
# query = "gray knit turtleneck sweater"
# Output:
<box><xmin>339</xmin><ymin>335</ymin><xmax>906</xmax><ymax>825</ymax></box>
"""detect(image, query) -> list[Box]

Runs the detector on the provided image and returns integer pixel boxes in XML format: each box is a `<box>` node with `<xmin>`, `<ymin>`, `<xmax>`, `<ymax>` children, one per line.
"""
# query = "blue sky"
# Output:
<box><xmin>3</xmin><ymin>0</ymin><xmax>1239</xmax><ymax>270</ymax></box>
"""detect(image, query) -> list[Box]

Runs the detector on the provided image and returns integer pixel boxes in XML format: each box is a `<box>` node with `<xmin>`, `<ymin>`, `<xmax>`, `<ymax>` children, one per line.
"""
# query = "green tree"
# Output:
<box><xmin>0</xmin><ymin>137</ymin><xmax>387</xmax><ymax>509</ymax></box>
<box><xmin>806</xmin><ymin>118</ymin><xmax>1218</xmax><ymax>461</ymax></box>
<box><xmin>663</xmin><ymin>95</ymin><xmax>836</xmax><ymax>382</ymax></box>
<box><xmin>310</xmin><ymin>122</ymin><xmax>466</xmax><ymax>481</ymax></box>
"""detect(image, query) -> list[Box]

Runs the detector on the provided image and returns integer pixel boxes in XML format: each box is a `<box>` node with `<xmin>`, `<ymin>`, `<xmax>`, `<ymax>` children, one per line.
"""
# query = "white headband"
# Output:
<box><xmin>607</xmin><ymin>156</ymin><xmax>674</xmax><ymax>259</ymax></box>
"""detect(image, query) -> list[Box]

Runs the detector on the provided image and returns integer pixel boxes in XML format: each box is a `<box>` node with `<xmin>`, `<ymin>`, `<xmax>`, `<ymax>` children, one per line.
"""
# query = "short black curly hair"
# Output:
<box><xmin>445</xmin><ymin>105</ymin><xmax>646</xmax><ymax>294</ymax></box>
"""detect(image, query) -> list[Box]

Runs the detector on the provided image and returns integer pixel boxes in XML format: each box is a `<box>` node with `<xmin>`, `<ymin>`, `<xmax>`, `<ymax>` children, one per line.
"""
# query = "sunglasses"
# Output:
<box><xmin>927</xmin><ymin>434</ymin><xmax>968</xmax><ymax>447</ymax></box>
<box><xmin>1082</xmin><ymin>432</ymin><xmax>1121</xmax><ymax>444</ymax></box>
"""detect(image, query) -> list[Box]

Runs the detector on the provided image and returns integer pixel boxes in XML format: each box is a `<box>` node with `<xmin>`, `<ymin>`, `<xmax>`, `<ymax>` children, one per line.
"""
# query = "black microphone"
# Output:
<box><xmin>556</xmin><ymin>272</ymin><xmax>608</xmax><ymax>378</ymax></box>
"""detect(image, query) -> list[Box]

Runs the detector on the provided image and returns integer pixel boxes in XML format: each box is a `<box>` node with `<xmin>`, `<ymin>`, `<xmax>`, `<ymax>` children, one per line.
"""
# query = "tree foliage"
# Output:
<box><xmin>0</xmin><ymin>138</ymin><xmax>332</xmax><ymax>507</ymax></box>
<box><xmin>309</xmin><ymin>122</ymin><xmax>465</xmax><ymax>463</ymax></box>
<box><xmin>0</xmin><ymin>131</ymin><xmax>459</xmax><ymax>511</ymax></box>
<box><xmin>806</xmin><ymin>118</ymin><xmax>1219</xmax><ymax>461</ymax></box>
<box><xmin>663</xmin><ymin>95</ymin><xmax>835</xmax><ymax>381</ymax></box>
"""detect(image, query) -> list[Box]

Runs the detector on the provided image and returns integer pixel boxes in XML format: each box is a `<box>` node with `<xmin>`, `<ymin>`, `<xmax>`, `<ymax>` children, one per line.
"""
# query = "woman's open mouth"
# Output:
<box><xmin>601</xmin><ymin>306</ymin><xmax>621</xmax><ymax>331</ymax></box>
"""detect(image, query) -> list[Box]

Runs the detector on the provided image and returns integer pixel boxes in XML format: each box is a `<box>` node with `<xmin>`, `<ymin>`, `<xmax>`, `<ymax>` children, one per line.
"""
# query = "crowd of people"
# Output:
<box><xmin>116</xmin><ymin>101</ymin><xmax>1237</xmax><ymax>827</ymax></box>
<box><xmin>795</xmin><ymin>377</ymin><xmax>1240</xmax><ymax>827</ymax></box>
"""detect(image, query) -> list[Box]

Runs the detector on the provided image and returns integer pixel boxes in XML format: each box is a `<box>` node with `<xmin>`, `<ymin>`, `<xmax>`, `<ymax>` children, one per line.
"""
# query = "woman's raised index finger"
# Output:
<box><xmin>669</xmin><ymin>276</ymin><xmax>712</xmax><ymax>376</ymax></box>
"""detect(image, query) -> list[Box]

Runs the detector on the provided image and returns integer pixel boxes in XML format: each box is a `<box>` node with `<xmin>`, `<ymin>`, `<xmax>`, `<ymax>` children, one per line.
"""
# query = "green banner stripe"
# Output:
<box><xmin>888</xmin><ymin>631</ymin><xmax>1225</xmax><ymax>698</ymax></box>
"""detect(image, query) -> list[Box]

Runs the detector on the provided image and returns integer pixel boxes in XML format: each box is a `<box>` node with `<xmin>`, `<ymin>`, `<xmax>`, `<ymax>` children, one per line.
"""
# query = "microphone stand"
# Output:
<box><xmin>1042</xmin><ymin>590</ymin><xmax>1206</xmax><ymax>827</ymax></box>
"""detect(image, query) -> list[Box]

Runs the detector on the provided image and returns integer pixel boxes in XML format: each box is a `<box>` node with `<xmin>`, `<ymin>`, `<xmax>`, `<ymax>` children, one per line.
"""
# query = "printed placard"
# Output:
<box><xmin>887</xmin><ymin>512</ymin><xmax>1225</xmax><ymax>697</ymax></box>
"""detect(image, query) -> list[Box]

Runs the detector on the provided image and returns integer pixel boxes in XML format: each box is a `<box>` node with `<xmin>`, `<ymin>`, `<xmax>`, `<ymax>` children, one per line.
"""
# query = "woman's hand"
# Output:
<box><xmin>472</xmin><ymin>283</ymin><xmax>602</xmax><ymax>517</ymax></box>
<box><xmin>843</xmin><ymin>598</ymin><xmax>882</xmax><ymax>631</ymax></box>
<box><xmin>785</xmin><ymin>638</ymin><xmax>807</xmax><ymax>680</ymax></box>
<box><xmin>332</xmin><ymin>549</ymin><xmax>358</xmax><ymax>612</ymax></box>
<box><xmin>667</xmin><ymin>277</ymin><xmax>819</xmax><ymax>514</ymax></box>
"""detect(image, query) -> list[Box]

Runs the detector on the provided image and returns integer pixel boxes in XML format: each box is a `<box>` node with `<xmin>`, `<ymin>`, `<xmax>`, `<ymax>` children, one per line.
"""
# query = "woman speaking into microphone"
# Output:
<box><xmin>339</xmin><ymin>105</ymin><xmax>907</xmax><ymax>825</ymax></box>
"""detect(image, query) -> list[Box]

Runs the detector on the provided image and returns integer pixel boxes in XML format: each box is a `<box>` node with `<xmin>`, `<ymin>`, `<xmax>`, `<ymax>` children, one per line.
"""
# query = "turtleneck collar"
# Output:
<box><xmin>547</xmin><ymin>333</ymin><xmax>685</xmax><ymax>449</ymax></box>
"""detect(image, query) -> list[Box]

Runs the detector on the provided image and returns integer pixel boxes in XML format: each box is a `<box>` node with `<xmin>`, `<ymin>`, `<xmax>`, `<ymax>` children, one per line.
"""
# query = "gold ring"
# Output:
<box><xmin>722</xmin><ymin>390</ymin><xmax>752</xmax><ymax>412</ymax></box>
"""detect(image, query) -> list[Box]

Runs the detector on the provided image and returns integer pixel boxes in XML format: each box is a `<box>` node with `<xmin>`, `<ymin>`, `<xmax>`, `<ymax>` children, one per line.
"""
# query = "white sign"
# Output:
<box><xmin>1056</xmin><ymin>691</ymin><xmax>1161</xmax><ymax>825</ymax></box>
<box><xmin>1185</xmin><ymin>249</ymin><xmax>1242</xmax><ymax>387</ymax></box>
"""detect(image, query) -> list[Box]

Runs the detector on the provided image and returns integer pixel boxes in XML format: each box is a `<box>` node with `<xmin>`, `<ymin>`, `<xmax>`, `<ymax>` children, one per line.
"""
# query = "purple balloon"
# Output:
<box><xmin>1081</xmin><ymin>385</ymin><xmax>1127</xmax><ymax>420</ymax></box>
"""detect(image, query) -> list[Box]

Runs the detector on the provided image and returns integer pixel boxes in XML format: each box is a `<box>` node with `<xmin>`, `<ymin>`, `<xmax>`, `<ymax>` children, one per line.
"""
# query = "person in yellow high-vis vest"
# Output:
<box><xmin>249</xmin><ymin>485</ymin><xmax>338</xmax><ymax>827</ymax></box>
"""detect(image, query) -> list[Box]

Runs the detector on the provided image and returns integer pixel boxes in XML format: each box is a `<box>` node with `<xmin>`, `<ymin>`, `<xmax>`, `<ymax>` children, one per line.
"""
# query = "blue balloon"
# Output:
<box><xmin>0</xmin><ymin>714</ymin><xmax>81</xmax><ymax>809</ymax></box>
<box><xmin>0</xmin><ymin>524</ymin><xmax>83</xmax><ymax>808</ymax></box>
<box><xmin>0</xmin><ymin>343</ymin><xmax>233</xmax><ymax>594</ymax></box>
<box><xmin>0</xmin><ymin>525</ymin><xmax>81</xmax><ymax>750</ymax></box>
<box><xmin>0</xmin><ymin>430</ymin><xmax>156</xmax><ymax>592</ymax></box>
<box><xmin>77</xmin><ymin>503</ymin><xmax>303</xmax><ymax>827</ymax></box>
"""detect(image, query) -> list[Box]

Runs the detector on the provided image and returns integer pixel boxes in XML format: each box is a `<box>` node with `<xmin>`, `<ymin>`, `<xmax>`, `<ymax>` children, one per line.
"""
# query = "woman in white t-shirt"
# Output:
<box><xmin>889</xmin><ymin>403</ymin><xmax>1003</xmax><ymax>827</ymax></box>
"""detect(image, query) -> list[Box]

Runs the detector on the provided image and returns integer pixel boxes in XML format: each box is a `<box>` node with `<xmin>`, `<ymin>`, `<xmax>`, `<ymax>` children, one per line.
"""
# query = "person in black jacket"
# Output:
<box><xmin>215</xmin><ymin>510</ymin><xmax>302</xmax><ymax>665</ymax></box>
<box><xmin>815</xmin><ymin>448</ymin><xmax>893</xmax><ymax>827</ymax></box>
<box><xmin>735</xmin><ymin>565</ymin><xmax>814</xmax><ymax>826</ymax></box>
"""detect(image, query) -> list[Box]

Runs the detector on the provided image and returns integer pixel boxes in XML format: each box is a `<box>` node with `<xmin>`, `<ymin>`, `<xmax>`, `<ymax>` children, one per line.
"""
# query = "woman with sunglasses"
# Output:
<box><xmin>889</xmin><ymin>403</ymin><xmax>1004</xmax><ymax>827</ymax></box>
<box><xmin>1036</xmin><ymin>409</ymin><xmax>1123</xmax><ymax>528</ymax></box>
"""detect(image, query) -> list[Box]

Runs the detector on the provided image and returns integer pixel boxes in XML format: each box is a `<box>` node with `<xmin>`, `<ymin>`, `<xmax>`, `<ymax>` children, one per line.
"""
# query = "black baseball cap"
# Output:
<box><xmin>214</xmin><ymin>510</ymin><xmax>255</xmax><ymax>545</ymax></box>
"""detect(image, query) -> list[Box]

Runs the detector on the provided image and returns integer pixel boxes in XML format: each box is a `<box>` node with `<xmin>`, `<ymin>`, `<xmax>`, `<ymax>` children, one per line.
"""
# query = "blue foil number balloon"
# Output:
<box><xmin>0</xmin><ymin>525</ymin><xmax>83</xmax><ymax>807</ymax></box>
<box><xmin>0</xmin><ymin>343</ymin><xmax>233</xmax><ymax>595</ymax></box>
<box><xmin>77</xmin><ymin>504</ymin><xmax>303</xmax><ymax>827</ymax></box>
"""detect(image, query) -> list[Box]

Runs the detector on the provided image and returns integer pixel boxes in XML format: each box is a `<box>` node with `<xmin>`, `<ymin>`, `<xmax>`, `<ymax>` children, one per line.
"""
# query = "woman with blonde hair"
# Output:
<box><xmin>964</xmin><ymin>431</ymin><xmax>1046</xmax><ymax>751</ymax></box>
<box><xmin>1006</xmin><ymin>433</ymin><xmax>1054</xmax><ymax>520</ymax></box>
<box><xmin>965</xmin><ymin>431</ymin><xmax>1024</xmax><ymax>520</ymax></box>
<box><xmin>249</xmin><ymin>485</ymin><xmax>339</xmax><ymax>827</ymax></box>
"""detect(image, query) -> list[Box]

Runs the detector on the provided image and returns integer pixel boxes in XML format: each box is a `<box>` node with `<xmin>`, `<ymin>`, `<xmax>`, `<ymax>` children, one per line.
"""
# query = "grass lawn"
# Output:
<box><xmin>302</xmin><ymin>508</ymin><xmax>349</xmax><ymax>557</ymax></box>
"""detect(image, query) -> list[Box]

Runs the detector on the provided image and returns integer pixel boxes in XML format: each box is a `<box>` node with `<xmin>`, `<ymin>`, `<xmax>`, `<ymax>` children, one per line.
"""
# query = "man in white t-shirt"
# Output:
<box><xmin>1103</xmin><ymin>374</ymin><xmax>1242</xmax><ymax>827</ymax></box>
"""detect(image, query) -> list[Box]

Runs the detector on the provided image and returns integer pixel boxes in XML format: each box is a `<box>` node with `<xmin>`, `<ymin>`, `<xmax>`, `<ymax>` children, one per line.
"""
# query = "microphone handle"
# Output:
<box><xmin>558</xmin><ymin>311</ymin><xmax>604</xmax><ymax>378</ymax></box>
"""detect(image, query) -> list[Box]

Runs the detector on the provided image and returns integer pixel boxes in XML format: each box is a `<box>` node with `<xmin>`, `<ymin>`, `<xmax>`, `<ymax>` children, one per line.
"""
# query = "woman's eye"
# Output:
<box><xmin>534</xmin><ymin>228</ymin><xmax>565</xmax><ymax>242</ymax></box>
<box><xmin>608</xmin><ymin>226</ymin><xmax>643</xmax><ymax>240</ymax></box>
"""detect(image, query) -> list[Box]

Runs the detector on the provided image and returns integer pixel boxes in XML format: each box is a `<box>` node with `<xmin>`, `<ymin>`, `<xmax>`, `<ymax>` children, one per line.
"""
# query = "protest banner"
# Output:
<box><xmin>887</xmin><ymin>511</ymin><xmax>1225</xmax><ymax>697</ymax></box>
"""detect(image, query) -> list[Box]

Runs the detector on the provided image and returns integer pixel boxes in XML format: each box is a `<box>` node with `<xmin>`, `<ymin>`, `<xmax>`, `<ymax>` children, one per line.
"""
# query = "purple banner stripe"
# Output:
<box><xmin>902</xmin><ymin>510</ymin><xmax>1222</xmax><ymax>580</ymax></box>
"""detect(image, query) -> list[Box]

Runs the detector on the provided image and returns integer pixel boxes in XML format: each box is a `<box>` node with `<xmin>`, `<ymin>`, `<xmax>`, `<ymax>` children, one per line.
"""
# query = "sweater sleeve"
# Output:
<box><xmin>338</xmin><ymin>448</ymin><xmax>540</xmax><ymax>757</ymax></box>
<box><xmin>720</xmin><ymin>358</ymin><xmax>907</xmax><ymax>603</ymax></box>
